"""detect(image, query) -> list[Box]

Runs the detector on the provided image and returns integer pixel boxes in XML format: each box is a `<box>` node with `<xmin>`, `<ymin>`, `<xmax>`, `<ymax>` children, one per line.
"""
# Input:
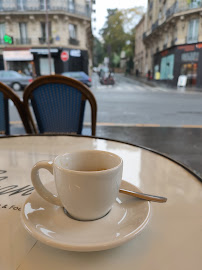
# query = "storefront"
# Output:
<box><xmin>2</xmin><ymin>48</ymin><xmax>34</xmax><ymax>76</ymax></box>
<box><xmin>153</xmin><ymin>43</ymin><xmax>202</xmax><ymax>87</ymax></box>
<box><xmin>30</xmin><ymin>47</ymin><xmax>89</xmax><ymax>77</ymax></box>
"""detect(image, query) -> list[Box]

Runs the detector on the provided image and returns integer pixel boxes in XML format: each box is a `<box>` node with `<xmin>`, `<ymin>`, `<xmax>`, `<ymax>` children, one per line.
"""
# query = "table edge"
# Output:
<box><xmin>1</xmin><ymin>134</ymin><xmax>202</xmax><ymax>184</ymax></box>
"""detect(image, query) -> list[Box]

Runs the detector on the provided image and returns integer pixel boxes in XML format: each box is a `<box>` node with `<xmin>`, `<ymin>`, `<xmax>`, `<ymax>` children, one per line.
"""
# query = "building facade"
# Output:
<box><xmin>0</xmin><ymin>0</ymin><xmax>93</xmax><ymax>77</ymax></box>
<box><xmin>134</xmin><ymin>15</ymin><xmax>146</xmax><ymax>77</ymax></box>
<box><xmin>143</xmin><ymin>0</ymin><xmax>202</xmax><ymax>87</ymax></box>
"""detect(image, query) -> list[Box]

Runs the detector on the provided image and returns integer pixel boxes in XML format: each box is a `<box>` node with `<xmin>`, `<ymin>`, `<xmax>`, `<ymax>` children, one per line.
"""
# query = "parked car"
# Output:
<box><xmin>62</xmin><ymin>71</ymin><xmax>92</xmax><ymax>87</ymax></box>
<box><xmin>0</xmin><ymin>70</ymin><xmax>33</xmax><ymax>91</ymax></box>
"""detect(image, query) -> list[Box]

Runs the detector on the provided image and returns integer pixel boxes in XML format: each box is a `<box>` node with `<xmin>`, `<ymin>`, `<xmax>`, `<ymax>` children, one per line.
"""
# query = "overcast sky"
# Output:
<box><xmin>92</xmin><ymin>0</ymin><xmax>148</xmax><ymax>37</ymax></box>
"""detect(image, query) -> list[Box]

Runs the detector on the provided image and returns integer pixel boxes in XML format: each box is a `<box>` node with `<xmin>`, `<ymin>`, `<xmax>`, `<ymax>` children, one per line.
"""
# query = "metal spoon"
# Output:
<box><xmin>119</xmin><ymin>188</ymin><xmax>167</xmax><ymax>203</ymax></box>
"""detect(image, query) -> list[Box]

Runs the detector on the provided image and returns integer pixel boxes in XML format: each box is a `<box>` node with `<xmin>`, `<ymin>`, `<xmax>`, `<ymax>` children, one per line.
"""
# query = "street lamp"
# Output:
<box><xmin>45</xmin><ymin>0</ymin><xmax>52</xmax><ymax>74</ymax></box>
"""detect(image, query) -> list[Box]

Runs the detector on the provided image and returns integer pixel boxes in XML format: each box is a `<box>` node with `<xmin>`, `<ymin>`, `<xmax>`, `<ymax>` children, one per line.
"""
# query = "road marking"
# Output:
<box><xmin>9</xmin><ymin>121</ymin><xmax>202</xmax><ymax>129</ymax></box>
<box><xmin>85</xmin><ymin>123</ymin><xmax>160</xmax><ymax>127</ymax></box>
<box><xmin>10</xmin><ymin>121</ymin><xmax>22</xmax><ymax>124</ymax></box>
<box><xmin>181</xmin><ymin>125</ymin><xmax>202</xmax><ymax>128</ymax></box>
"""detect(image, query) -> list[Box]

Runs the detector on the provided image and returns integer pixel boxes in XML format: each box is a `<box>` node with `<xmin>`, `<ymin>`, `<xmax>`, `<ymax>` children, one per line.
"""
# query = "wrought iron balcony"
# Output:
<box><xmin>142</xmin><ymin>32</ymin><xmax>147</xmax><ymax>40</ymax></box>
<box><xmin>15</xmin><ymin>38</ymin><xmax>31</xmax><ymax>44</ymax></box>
<box><xmin>69</xmin><ymin>38</ymin><xmax>79</xmax><ymax>46</ymax></box>
<box><xmin>166</xmin><ymin>1</ymin><xmax>202</xmax><ymax>20</ymax></box>
<box><xmin>186</xmin><ymin>35</ymin><xmax>198</xmax><ymax>44</ymax></box>
<box><xmin>0</xmin><ymin>0</ymin><xmax>91</xmax><ymax>18</ymax></box>
<box><xmin>152</xmin><ymin>20</ymin><xmax>159</xmax><ymax>31</ymax></box>
<box><xmin>39</xmin><ymin>37</ymin><xmax>53</xmax><ymax>44</ymax></box>
<box><xmin>171</xmin><ymin>38</ymin><xmax>177</xmax><ymax>46</ymax></box>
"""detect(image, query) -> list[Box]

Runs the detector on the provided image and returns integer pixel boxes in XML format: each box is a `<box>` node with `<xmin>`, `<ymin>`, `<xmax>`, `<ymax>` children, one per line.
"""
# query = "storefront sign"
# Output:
<box><xmin>177</xmin><ymin>45</ymin><xmax>195</xmax><ymax>52</ymax></box>
<box><xmin>3</xmin><ymin>50</ymin><xmax>33</xmax><ymax>61</ymax></box>
<box><xmin>181</xmin><ymin>52</ymin><xmax>199</xmax><ymax>62</ymax></box>
<box><xmin>196</xmin><ymin>43</ymin><xmax>202</xmax><ymax>49</ymax></box>
<box><xmin>177</xmin><ymin>75</ymin><xmax>187</xmax><ymax>87</ymax></box>
<box><xmin>161</xmin><ymin>50</ymin><xmax>168</xmax><ymax>57</ymax></box>
<box><xmin>30</xmin><ymin>48</ymin><xmax>59</xmax><ymax>54</ymax></box>
<box><xmin>60</xmin><ymin>51</ymin><xmax>69</xmax><ymax>62</ymax></box>
<box><xmin>70</xmin><ymin>50</ymin><xmax>81</xmax><ymax>57</ymax></box>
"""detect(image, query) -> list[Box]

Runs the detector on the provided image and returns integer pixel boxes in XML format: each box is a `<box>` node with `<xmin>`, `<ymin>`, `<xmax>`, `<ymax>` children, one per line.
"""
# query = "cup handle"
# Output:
<box><xmin>31</xmin><ymin>160</ymin><xmax>62</xmax><ymax>206</ymax></box>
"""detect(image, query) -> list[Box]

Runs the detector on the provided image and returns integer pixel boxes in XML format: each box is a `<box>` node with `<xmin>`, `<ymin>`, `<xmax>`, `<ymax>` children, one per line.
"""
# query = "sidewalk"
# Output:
<box><xmin>126</xmin><ymin>74</ymin><xmax>202</xmax><ymax>93</ymax></box>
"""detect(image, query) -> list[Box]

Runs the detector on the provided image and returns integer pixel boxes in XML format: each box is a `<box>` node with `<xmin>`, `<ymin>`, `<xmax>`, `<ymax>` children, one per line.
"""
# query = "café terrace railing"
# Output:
<box><xmin>143</xmin><ymin>0</ymin><xmax>202</xmax><ymax>40</ymax></box>
<box><xmin>0</xmin><ymin>0</ymin><xmax>91</xmax><ymax>18</ymax></box>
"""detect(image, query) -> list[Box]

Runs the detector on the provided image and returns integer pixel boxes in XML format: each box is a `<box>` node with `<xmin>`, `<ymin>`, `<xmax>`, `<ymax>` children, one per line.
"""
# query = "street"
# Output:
<box><xmin>84</xmin><ymin>73</ymin><xmax>202</xmax><ymax>127</ymax></box>
<box><xmin>10</xmin><ymin>73</ymin><xmax>202</xmax><ymax>128</ymax></box>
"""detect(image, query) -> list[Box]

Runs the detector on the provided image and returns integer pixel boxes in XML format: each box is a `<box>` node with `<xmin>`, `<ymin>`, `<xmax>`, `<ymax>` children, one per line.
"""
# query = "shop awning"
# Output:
<box><xmin>3</xmin><ymin>50</ymin><xmax>33</xmax><ymax>61</ymax></box>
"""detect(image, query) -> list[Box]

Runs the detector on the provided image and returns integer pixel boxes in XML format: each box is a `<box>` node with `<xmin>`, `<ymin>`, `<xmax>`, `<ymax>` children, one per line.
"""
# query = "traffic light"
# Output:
<box><xmin>4</xmin><ymin>35</ymin><xmax>13</xmax><ymax>44</ymax></box>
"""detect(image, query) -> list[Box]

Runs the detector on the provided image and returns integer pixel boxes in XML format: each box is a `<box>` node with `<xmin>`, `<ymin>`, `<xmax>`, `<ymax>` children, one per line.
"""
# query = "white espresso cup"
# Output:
<box><xmin>31</xmin><ymin>150</ymin><xmax>123</xmax><ymax>221</ymax></box>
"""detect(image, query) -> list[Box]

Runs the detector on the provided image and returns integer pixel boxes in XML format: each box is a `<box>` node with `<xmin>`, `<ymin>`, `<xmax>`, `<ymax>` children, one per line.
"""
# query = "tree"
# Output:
<box><xmin>93</xmin><ymin>37</ymin><xmax>104</xmax><ymax>66</ymax></box>
<box><xmin>100</xmin><ymin>9</ymin><xmax>127</xmax><ymax>56</ymax></box>
<box><xmin>99</xmin><ymin>7</ymin><xmax>144</xmax><ymax>68</ymax></box>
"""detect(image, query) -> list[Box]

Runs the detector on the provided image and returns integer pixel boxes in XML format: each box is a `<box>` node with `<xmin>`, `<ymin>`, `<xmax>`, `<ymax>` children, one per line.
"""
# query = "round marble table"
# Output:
<box><xmin>0</xmin><ymin>135</ymin><xmax>201</xmax><ymax>270</ymax></box>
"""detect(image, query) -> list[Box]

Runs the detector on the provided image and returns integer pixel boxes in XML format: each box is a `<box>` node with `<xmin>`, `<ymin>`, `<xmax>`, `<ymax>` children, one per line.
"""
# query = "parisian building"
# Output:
<box><xmin>140</xmin><ymin>0</ymin><xmax>202</xmax><ymax>87</ymax></box>
<box><xmin>0</xmin><ymin>0</ymin><xmax>93</xmax><ymax>77</ymax></box>
<box><xmin>134</xmin><ymin>15</ymin><xmax>146</xmax><ymax>77</ymax></box>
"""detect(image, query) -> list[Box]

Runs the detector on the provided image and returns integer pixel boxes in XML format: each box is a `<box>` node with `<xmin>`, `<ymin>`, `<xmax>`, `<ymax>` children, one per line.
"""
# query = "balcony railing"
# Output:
<box><xmin>143</xmin><ymin>1</ymin><xmax>202</xmax><ymax>39</ymax></box>
<box><xmin>152</xmin><ymin>20</ymin><xmax>159</xmax><ymax>31</ymax></box>
<box><xmin>69</xmin><ymin>38</ymin><xmax>79</xmax><ymax>46</ymax></box>
<box><xmin>166</xmin><ymin>2</ymin><xmax>178</xmax><ymax>19</ymax></box>
<box><xmin>39</xmin><ymin>37</ymin><xmax>53</xmax><ymax>44</ymax></box>
<box><xmin>15</xmin><ymin>38</ymin><xmax>31</xmax><ymax>44</ymax></box>
<box><xmin>0</xmin><ymin>0</ymin><xmax>91</xmax><ymax>18</ymax></box>
<box><xmin>186</xmin><ymin>35</ymin><xmax>198</xmax><ymax>44</ymax></box>
<box><xmin>171</xmin><ymin>38</ymin><xmax>177</xmax><ymax>46</ymax></box>
<box><xmin>166</xmin><ymin>1</ymin><xmax>202</xmax><ymax>20</ymax></box>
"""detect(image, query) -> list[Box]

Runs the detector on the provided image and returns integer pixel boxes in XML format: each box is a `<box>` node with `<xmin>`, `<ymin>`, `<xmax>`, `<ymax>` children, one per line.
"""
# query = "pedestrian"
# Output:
<box><xmin>147</xmin><ymin>70</ymin><xmax>151</xmax><ymax>80</ymax></box>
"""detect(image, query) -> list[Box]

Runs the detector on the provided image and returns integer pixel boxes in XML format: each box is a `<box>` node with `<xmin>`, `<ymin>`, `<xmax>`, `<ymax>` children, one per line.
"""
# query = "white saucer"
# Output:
<box><xmin>21</xmin><ymin>180</ymin><xmax>150</xmax><ymax>252</ymax></box>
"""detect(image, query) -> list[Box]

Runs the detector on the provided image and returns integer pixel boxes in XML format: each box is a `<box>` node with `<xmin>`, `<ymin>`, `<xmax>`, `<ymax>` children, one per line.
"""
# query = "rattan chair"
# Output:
<box><xmin>23</xmin><ymin>75</ymin><xmax>97</xmax><ymax>135</ymax></box>
<box><xmin>0</xmin><ymin>82</ymin><xmax>33</xmax><ymax>135</ymax></box>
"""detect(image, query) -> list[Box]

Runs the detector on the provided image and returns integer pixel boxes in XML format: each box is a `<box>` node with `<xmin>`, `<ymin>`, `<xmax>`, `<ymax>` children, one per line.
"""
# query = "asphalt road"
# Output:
<box><xmin>10</xmin><ymin>73</ymin><xmax>202</xmax><ymax>127</ymax></box>
<box><xmin>84</xmin><ymin>73</ymin><xmax>202</xmax><ymax>127</ymax></box>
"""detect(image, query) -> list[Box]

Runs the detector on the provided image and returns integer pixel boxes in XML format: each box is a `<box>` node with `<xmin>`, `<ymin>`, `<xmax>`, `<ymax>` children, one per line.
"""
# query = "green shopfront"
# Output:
<box><xmin>153</xmin><ymin>43</ymin><xmax>202</xmax><ymax>87</ymax></box>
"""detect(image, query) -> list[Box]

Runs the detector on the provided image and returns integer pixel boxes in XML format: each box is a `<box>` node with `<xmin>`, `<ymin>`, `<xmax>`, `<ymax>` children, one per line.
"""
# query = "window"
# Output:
<box><xmin>187</xmin><ymin>19</ymin><xmax>199</xmax><ymax>43</ymax></box>
<box><xmin>86</xmin><ymin>0</ymin><xmax>91</xmax><ymax>16</ymax></box>
<box><xmin>40</xmin><ymin>22</ymin><xmax>52</xmax><ymax>43</ymax></box>
<box><xmin>19</xmin><ymin>22</ymin><xmax>28</xmax><ymax>43</ymax></box>
<box><xmin>69</xmin><ymin>24</ymin><xmax>77</xmax><ymax>39</ymax></box>
<box><xmin>40</xmin><ymin>0</ymin><xmax>50</xmax><ymax>10</ymax></box>
<box><xmin>0</xmin><ymin>23</ymin><xmax>5</xmax><ymax>43</ymax></box>
<box><xmin>160</xmin><ymin>54</ymin><xmax>175</xmax><ymax>80</ymax></box>
<box><xmin>189</xmin><ymin>0</ymin><xmax>202</xmax><ymax>9</ymax></box>
<box><xmin>17</xmin><ymin>0</ymin><xmax>25</xmax><ymax>10</ymax></box>
<box><xmin>40</xmin><ymin>58</ymin><xmax>55</xmax><ymax>75</ymax></box>
<box><xmin>68</xmin><ymin>0</ymin><xmax>75</xmax><ymax>12</ymax></box>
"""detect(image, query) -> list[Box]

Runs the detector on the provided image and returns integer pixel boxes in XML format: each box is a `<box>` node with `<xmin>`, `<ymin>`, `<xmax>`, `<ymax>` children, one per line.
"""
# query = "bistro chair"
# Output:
<box><xmin>0</xmin><ymin>82</ymin><xmax>33</xmax><ymax>135</ymax></box>
<box><xmin>23</xmin><ymin>75</ymin><xmax>97</xmax><ymax>136</ymax></box>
